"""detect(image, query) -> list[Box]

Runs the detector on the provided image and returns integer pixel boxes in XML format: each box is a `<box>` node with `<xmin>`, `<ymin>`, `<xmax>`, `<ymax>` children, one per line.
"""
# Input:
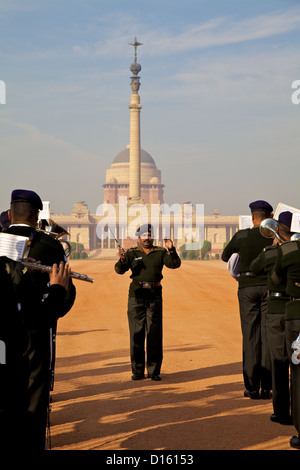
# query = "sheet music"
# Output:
<box><xmin>274</xmin><ymin>203</ymin><xmax>300</xmax><ymax>233</ymax></box>
<box><xmin>0</xmin><ymin>233</ymin><xmax>29</xmax><ymax>261</ymax></box>
<box><xmin>38</xmin><ymin>201</ymin><xmax>50</xmax><ymax>221</ymax></box>
<box><xmin>291</xmin><ymin>214</ymin><xmax>300</xmax><ymax>233</ymax></box>
<box><xmin>274</xmin><ymin>202</ymin><xmax>300</xmax><ymax>219</ymax></box>
<box><xmin>239</xmin><ymin>215</ymin><xmax>253</xmax><ymax>230</ymax></box>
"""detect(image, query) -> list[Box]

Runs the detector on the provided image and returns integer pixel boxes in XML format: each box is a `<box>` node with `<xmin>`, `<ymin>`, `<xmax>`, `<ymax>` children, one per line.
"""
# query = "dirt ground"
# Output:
<box><xmin>49</xmin><ymin>259</ymin><xmax>297</xmax><ymax>451</ymax></box>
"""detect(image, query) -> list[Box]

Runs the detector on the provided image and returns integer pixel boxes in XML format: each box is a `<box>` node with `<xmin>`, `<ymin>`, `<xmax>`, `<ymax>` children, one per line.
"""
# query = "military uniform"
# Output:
<box><xmin>251</xmin><ymin>244</ymin><xmax>291</xmax><ymax>421</ymax></box>
<box><xmin>222</xmin><ymin>201</ymin><xmax>273</xmax><ymax>398</ymax></box>
<box><xmin>5</xmin><ymin>189</ymin><xmax>76</xmax><ymax>450</ymax></box>
<box><xmin>0</xmin><ymin>256</ymin><xmax>72</xmax><ymax>450</ymax></box>
<box><xmin>272</xmin><ymin>239</ymin><xmax>300</xmax><ymax>447</ymax></box>
<box><xmin>115</xmin><ymin>237</ymin><xmax>181</xmax><ymax>380</ymax></box>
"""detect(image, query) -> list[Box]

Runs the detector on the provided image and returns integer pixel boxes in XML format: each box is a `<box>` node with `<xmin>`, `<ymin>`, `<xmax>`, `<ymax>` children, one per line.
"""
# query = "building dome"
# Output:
<box><xmin>103</xmin><ymin>145</ymin><xmax>164</xmax><ymax>204</ymax></box>
<box><xmin>112</xmin><ymin>145</ymin><xmax>157</xmax><ymax>168</ymax></box>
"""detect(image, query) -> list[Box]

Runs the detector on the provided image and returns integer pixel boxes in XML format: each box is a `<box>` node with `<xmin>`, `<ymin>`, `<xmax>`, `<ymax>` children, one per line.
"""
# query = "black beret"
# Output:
<box><xmin>278</xmin><ymin>211</ymin><xmax>293</xmax><ymax>228</ymax></box>
<box><xmin>11</xmin><ymin>189</ymin><xmax>43</xmax><ymax>210</ymax></box>
<box><xmin>0</xmin><ymin>210</ymin><xmax>10</xmax><ymax>228</ymax></box>
<box><xmin>249</xmin><ymin>200</ymin><xmax>273</xmax><ymax>213</ymax></box>
<box><xmin>135</xmin><ymin>224</ymin><xmax>153</xmax><ymax>237</ymax></box>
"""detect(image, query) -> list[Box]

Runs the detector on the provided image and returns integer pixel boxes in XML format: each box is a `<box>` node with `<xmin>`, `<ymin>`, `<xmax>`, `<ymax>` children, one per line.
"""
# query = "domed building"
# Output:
<box><xmin>103</xmin><ymin>145</ymin><xmax>164</xmax><ymax>204</ymax></box>
<box><xmin>51</xmin><ymin>39</ymin><xmax>240</xmax><ymax>258</ymax></box>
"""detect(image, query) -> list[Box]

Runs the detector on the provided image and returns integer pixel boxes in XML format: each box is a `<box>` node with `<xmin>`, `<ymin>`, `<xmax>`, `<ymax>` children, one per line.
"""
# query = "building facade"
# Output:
<box><xmin>52</xmin><ymin>39</ymin><xmax>240</xmax><ymax>258</ymax></box>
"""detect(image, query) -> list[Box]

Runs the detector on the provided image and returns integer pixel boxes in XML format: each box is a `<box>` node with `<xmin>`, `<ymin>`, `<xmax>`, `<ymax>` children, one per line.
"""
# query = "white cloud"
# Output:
<box><xmin>80</xmin><ymin>7</ymin><xmax>300</xmax><ymax>58</ymax></box>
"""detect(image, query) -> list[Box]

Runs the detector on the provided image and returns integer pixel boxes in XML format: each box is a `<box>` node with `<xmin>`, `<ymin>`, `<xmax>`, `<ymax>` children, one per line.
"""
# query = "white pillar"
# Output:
<box><xmin>129</xmin><ymin>92</ymin><xmax>142</xmax><ymax>201</ymax></box>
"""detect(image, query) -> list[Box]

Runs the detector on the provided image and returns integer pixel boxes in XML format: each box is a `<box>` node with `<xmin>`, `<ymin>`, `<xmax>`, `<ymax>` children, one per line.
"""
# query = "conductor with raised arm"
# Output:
<box><xmin>115</xmin><ymin>224</ymin><xmax>181</xmax><ymax>381</ymax></box>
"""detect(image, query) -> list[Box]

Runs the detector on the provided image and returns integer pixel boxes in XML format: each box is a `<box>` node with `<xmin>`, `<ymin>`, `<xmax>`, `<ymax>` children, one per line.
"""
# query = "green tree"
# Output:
<box><xmin>200</xmin><ymin>240</ymin><xmax>211</xmax><ymax>260</ymax></box>
<box><xmin>179</xmin><ymin>243</ymin><xmax>200</xmax><ymax>260</ymax></box>
<box><xmin>69</xmin><ymin>241</ymin><xmax>88</xmax><ymax>259</ymax></box>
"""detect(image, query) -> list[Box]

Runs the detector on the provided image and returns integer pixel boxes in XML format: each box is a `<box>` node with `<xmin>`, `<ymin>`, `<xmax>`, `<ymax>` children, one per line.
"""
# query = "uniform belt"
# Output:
<box><xmin>240</xmin><ymin>271</ymin><xmax>255</xmax><ymax>277</ymax></box>
<box><xmin>132</xmin><ymin>280</ymin><xmax>161</xmax><ymax>289</ymax></box>
<box><xmin>268</xmin><ymin>291</ymin><xmax>284</xmax><ymax>297</ymax></box>
<box><xmin>290</xmin><ymin>297</ymin><xmax>300</xmax><ymax>301</ymax></box>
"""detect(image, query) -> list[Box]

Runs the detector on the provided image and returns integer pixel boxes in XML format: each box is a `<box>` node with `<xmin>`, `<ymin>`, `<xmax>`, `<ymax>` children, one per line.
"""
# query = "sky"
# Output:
<box><xmin>0</xmin><ymin>0</ymin><xmax>299</xmax><ymax>217</ymax></box>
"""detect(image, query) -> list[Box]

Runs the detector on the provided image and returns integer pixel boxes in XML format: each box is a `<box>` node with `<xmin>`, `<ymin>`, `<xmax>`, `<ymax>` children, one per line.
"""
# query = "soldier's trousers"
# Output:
<box><xmin>285</xmin><ymin>318</ymin><xmax>300</xmax><ymax>435</ymax></box>
<box><xmin>127</xmin><ymin>295</ymin><xmax>163</xmax><ymax>377</ymax></box>
<box><xmin>266</xmin><ymin>312</ymin><xmax>290</xmax><ymax>418</ymax></box>
<box><xmin>238</xmin><ymin>285</ymin><xmax>272</xmax><ymax>392</ymax></box>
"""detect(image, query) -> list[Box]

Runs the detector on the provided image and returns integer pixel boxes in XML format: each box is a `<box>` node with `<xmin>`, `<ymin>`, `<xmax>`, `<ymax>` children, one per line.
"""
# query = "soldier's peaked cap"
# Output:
<box><xmin>278</xmin><ymin>211</ymin><xmax>293</xmax><ymax>228</ymax></box>
<box><xmin>11</xmin><ymin>189</ymin><xmax>43</xmax><ymax>210</ymax></box>
<box><xmin>135</xmin><ymin>224</ymin><xmax>153</xmax><ymax>236</ymax></box>
<box><xmin>249</xmin><ymin>200</ymin><xmax>273</xmax><ymax>213</ymax></box>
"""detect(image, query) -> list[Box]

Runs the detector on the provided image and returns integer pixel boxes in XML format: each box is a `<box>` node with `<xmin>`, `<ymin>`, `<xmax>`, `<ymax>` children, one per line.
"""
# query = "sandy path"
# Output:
<box><xmin>49</xmin><ymin>259</ymin><xmax>296</xmax><ymax>451</ymax></box>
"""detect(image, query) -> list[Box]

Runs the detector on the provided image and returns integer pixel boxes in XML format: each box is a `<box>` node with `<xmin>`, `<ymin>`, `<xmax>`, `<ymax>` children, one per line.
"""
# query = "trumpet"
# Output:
<box><xmin>291</xmin><ymin>233</ymin><xmax>300</xmax><ymax>241</ymax></box>
<box><xmin>259</xmin><ymin>218</ymin><xmax>284</xmax><ymax>243</ymax></box>
<box><xmin>37</xmin><ymin>219</ymin><xmax>72</xmax><ymax>257</ymax></box>
<box><xmin>20</xmin><ymin>260</ymin><xmax>94</xmax><ymax>283</ymax></box>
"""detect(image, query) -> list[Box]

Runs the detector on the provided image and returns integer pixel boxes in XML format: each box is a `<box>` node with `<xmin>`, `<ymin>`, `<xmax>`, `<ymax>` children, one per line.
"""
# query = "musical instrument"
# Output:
<box><xmin>291</xmin><ymin>233</ymin><xmax>300</xmax><ymax>241</ymax></box>
<box><xmin>20</xmin><ymin>260</ymin><xmax>94</xmax><ymax>283</ymax></box>
<box><xmin>37</xmin><ymin>219</ymin><xmax>72</xmax><ymax>257</ymax></box>
<box><xmin>259</xmin><ymin>218</ymin><xmax>284</xmax><ymax>243</ymax></box>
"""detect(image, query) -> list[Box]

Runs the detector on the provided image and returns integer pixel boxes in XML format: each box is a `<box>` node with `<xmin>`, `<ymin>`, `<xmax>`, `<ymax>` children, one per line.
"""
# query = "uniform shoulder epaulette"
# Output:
<box><xmin>263</xmin><ymin>245</ymin><xmax>276</xmax><ymax>252</ymax></box>
<box><xmin>236</xmin><ymin>228</ymin><xmax>250</xmax><ymax>239</ymax></box>
<box><xmin>281</xmin><ymin>241</ymin><xmax>299</xmax><ymax>256</ymax></box>
<box><xmin>264</xmin><ymin>246</ymin><xmax>279</xmax><ymax>260</ymax></box>
<box><xmin>127</xmin><ymin>245</ymin><xmax>166</xmax><ymax>252</ymax></box>
<box><xmin>127</xmin><ymin>246</ymin><xmax>141</xmax><ymax>252</ymax></box>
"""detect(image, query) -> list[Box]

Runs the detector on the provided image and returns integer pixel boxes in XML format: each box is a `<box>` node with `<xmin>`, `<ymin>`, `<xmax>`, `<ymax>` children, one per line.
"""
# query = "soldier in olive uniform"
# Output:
<box><xmin>272</xmin><ymin>230</ymin><xmax>300</xmax><ymax>449</ymax></box>
<box><xmin>251</xmin><ymin>211</ymin><xmax>294</xmax><ymax>425</ymax></box>
<box><xmin>115</xmin><ymin>224</ymin><xmax>181</xmax><ymax>381</ymax></box>
<box><xmin>222</xmin><ymin>200</ymin><xmax>273</xmax><ymax>399</ymax></box>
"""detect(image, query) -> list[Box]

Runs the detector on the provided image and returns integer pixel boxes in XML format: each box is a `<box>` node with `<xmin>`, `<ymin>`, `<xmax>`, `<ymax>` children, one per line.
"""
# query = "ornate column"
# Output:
<box><xmin>128</xmin><ymin>37</ymin><xmax>144</xmax><ymax>204</ymax></box>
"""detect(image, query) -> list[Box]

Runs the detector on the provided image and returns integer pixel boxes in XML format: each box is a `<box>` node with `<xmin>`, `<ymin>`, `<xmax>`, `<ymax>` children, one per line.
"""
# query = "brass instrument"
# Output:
<box><xmin>37</xmin><ymin>219</ymin><xmax>72</xmax><ymax>257</ymax></box>
<box><xmin>259</xmin><ymin>218</ymin><xmax>283</xmax><ymax>243</ymax></box>
<box><xmin>20</xmin><ymin>260</ymin><xmax>94</xmax><ymax>283</ymax></box>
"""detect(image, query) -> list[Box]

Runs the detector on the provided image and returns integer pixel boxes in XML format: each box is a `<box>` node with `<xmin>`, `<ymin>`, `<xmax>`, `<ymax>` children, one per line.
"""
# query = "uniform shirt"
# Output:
<box><xmin>4</xmin><ymin>225</ymin><xmax>76</xmax><ymax>320</ymax></box>
<box><xmin>272</xmin><ymin>240</ymin><xmax>300</xmax><ymax>298</ymax></box>
<box><xmin>115</xmin><ymin>245</ymin><xmax>181</xmax><ymax>297</ymax></box>
<box><xmin>251</xmin><ymin>245</ymin><xmax>289</xmax><ymax>314</ymax></box>
<box><xmin>222</xmin><ymin>226</ymin><xmax>273</xmax><ymax>288</ymax></box>
<box><xmin>6</xmin><ymin>225</ymin><xmax>66</xmax><ymax>267</ymax></box>
<box><xmin>251</xmin><ymin>245</ymin><xmax>287</xmax><ymax>292</ymax></box>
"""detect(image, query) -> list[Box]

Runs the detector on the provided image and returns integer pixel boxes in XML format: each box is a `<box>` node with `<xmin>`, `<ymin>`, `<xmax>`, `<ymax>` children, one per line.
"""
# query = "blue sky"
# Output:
<box><xmin>0</xmin><ymin>0</ymin><xmax>299</xmax><ymax>216</ymax></box>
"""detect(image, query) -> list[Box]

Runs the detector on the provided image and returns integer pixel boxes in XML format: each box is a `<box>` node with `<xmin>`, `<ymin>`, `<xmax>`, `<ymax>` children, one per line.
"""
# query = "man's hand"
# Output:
<box><xmin>118</xmin><ymin>247</ymin><xmax>126</xmax><ymax>262</ymax></box>
<box><xmin>50</xmin><ymin>261</ymin><xmax>71</xmax><ymax>290</ymax></box>
<box><xmin>164</xmin><ymin>239</ymin><xmax>174</xmax><ymax>251</ymax></box>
